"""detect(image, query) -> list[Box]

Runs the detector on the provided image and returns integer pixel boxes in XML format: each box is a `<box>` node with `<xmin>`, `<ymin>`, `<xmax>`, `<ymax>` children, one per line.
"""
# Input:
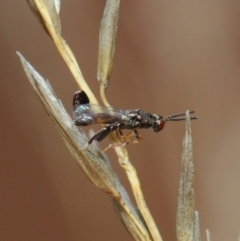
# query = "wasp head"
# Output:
<box><xmin>152</xmin><ymin>115</ymin><xmax>165</xmax><ymax>132</ymax></box>
<box><xmin>152</xmin><ymin>111</ymin><xmax>198</xmax><ymax>133</ymax></box>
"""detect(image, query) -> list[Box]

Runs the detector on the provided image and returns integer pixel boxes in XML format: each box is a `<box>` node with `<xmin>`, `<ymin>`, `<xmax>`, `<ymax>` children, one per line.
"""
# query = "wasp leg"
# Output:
<box><xmin>132</xmin><ymin>129</ymin><xmax>143</xmax><ymax>143</ymax></box>
<box><xmin>118</xmin><ymin>129</ymin><xmax>143</xmax><ymax>144</ymax></box>
<box><xmin>102</xmin><ymin>142</ymin><xmax>128</xmax><ymax>153</ymax></box>
<box><xmin>102</xmin><ymin>130</ymin><xmax>143</xmax><ymax>152</ymax></box>
<box><xmin>88</xmin><ymin>123</ymin><xmax>120</xmax><ymax>144</ymax></box>
<box><xmin>74</xmin><ymin>120</ymin><xmax>93</xmax><ymax>126</ymax></box>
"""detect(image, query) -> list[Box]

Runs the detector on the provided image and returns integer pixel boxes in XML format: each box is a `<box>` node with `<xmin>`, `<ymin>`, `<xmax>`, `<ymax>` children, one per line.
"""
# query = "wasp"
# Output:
<box><xmin>73</xmin><ymin>90</ymin><xmax>198</xmax><ymax>146</ymax></box>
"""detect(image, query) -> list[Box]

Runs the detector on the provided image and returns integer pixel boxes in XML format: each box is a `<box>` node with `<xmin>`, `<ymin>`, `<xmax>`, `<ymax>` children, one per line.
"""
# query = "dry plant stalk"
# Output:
<box><xmin>19</xmin><ymin>1</ymin><xmax>203</xmax><ymax>240</ymax></box>
<box><xmin>27</xmin><ymin>0</ymin><xmax>97</xmax><ymax>104</ymax></box>
<box><xmin>97</xmin><ymin>1</ymin><xmax>162</xmax><ymax>240</ymax></box>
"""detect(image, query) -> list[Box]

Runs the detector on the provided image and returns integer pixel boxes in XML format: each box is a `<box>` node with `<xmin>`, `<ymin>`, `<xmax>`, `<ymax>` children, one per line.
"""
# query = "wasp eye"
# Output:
<box><xmin>153</xmin><ymin>121</ymin><xmax>165</xmax><ymax>132</ymax></box>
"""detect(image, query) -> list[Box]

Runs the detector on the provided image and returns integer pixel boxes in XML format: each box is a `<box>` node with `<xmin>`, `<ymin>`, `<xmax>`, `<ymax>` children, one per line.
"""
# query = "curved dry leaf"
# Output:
<box><xmin>17</xmin><ymin>52</ymin><xmax>152</xmax><ymax>241</ymax></box>
<box><xmin>112</xmin><ymin>198</ymin><xmax>148</xmax><ymax>241</ymax></box>
<box><xmin>176</xmin><ymin>110</ymin><xmax>195</xmax><ymax>241</ymax></box>
<box><xmin>97</xmin><ymin>0</ymin><xmax>120</xmax><ymax>88</ymax></box>
<box><xmin>26</xmin><ymin>0</ymin><xmax>61</xmax><ymax>35</ymax></box>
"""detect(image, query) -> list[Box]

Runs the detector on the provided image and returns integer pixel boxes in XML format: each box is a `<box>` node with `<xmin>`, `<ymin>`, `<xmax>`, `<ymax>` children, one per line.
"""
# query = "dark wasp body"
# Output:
<box><xmin>73</xmin><ymin>90</ymin><xmax>197</xmax><ymax>145</ymax></box>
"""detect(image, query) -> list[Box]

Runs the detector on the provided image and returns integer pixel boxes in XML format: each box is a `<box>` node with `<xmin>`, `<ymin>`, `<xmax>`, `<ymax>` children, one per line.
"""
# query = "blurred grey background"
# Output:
<box><xmin>1</xmin><ymin>1</ymin><xmax>240</xmax><ymax>241</ymax></box>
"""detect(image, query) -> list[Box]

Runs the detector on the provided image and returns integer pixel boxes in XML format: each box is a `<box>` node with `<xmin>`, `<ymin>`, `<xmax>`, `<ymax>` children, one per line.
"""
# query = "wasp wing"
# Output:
<box><xmin>73</xmin><ymin>104</ymin><xmax>131</xmax><ymax>126</ymax></box>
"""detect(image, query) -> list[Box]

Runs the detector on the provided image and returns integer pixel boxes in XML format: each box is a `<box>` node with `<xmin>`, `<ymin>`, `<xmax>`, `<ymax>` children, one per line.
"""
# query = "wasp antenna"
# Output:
<box><xmin>165</xmin><ymin>111</ymin><xmax>198</xmax><ymax>122</ymax></box>
<box><xmin>167</xmin><ymin>116</ymin><xmax>198</xmax><ymax>121</ymax></box>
